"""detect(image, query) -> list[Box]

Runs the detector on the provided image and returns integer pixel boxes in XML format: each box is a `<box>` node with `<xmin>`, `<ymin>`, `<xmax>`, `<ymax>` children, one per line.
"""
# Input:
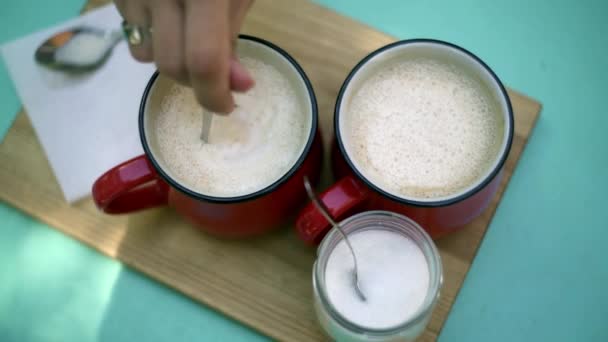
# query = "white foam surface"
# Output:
<box><xmin>155</xmin><ymin>57</ymin><xmax>307</xmax><ymax>197</ymax></box>
<box><xmin>343</xmin><ymin>58</ymin><xmax>504</xmax><ymax>199</ymax></box>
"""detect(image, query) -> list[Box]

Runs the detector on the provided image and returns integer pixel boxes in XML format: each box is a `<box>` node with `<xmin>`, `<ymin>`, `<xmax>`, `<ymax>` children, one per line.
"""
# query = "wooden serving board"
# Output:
<box><xmin>0</xmin><ymin>0</ymin><xmax>541</xmax><ymax>341</ymax></box>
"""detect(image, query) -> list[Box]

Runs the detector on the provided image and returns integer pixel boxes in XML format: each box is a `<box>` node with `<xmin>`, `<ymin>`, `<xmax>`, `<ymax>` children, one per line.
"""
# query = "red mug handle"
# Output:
<box><xmin>92</xmin><ymin>155</ymin><xmax>169</xmax><ymax>214</ymax></box>
<box><xmin>296</xmin><ymin>175</ymin><xmax>370</xmax><ymax>245</ymax></box>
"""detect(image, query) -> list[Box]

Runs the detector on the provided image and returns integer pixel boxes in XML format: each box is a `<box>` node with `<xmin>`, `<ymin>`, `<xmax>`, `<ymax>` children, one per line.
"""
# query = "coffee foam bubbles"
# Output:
<box><xmin>343</xmin><ymin>58</ymin><xmax>504</xmax><ymax>200</ymax></box>
<box><xmin>154</xmin><ymin>57</ymin><xmax>307</xmax><ymax>197</ymax></box>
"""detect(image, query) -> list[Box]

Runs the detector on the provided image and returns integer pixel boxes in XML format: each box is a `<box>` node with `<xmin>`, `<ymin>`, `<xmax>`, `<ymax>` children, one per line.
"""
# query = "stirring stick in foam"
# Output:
<box><xmin>200</xmin><ymin>104</ymin><xmax>240</xmax><ymax>143</ymax></box>
<box><xmin>303</xmin><ymin>176</ymin><xmax>367</xmax><ymax>301</ymax></box>
<box><xmin>200</xmin><ymin>111</ymin><xmax>212</xmax><ymax>143</ymax></box>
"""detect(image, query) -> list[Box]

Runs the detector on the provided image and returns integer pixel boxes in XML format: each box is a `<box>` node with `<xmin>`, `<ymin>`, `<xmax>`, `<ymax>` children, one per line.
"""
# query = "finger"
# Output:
<box><xmin>229</xmin><ymin>0</ymin><xmax>253</xmax><ymax>39</ymax></box>
<box><xmin>122</xmin><ymin>0</ymin><xmax>153</xmax><ymax>62</ymax></box>
<box><xmin>230</xmin><ymin>57</ymin><xmax>254</xmax><ymax>92</ymax></box>
<box><xmin>228</xmin><ymin>0</ymin><xmax>255</xmax><ymax>92</ymax></box>
<box><xmin>114</xmin><ymin>0</ymin><xmax>128</xmax><ymax>16</ymax></box>
<box><xmin>185</xmin><ymin>0</ymin><xmax>233</xmax><ymax>114</ymax></box>
<box><xmin>150</xmin><ymin>0</ymin><xmax>188</xmax><ymax>84</ymax></box>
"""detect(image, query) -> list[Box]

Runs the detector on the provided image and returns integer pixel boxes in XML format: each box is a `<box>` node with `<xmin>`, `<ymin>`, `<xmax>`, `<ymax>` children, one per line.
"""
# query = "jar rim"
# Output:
<box><xmin>314</xmin><ymin>210</ymin><xmax>443</xmax><ymax>336</ymax></box>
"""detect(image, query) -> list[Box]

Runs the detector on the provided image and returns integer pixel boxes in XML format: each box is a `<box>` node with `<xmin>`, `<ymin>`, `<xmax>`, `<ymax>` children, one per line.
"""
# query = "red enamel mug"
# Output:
<box><xmin>92</xmin><ymin>35</ymin><xmax>323</xmax><ymax>238</ymax></box>
<box><xmin>296</xmin><ymin>39</ymin><xmax>514</xmax><ymax>245</ymax></box>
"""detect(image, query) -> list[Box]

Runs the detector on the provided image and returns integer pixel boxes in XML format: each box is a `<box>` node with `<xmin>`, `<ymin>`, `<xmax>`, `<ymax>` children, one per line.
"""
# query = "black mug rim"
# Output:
<box><xmin>334</xmin><ymin>38</ymin><xmax>514</xmax><ymax>208</ymax></box>
<box><xmin>138</xmin><ymin>34</ymin><xmax>318</xmax><ymax>204</ymax></box>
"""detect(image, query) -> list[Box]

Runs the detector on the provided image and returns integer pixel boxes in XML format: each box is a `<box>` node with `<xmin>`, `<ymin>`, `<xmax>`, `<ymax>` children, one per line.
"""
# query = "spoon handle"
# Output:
<box><xmin>201</xmin><ymin>111</ymin><xmax>213</xmax><ymax>143</ymax></box>
<box><xmin>108</xmin><ymin>29</ymin><xmax>125</xmax><ymax>45</ymax></box>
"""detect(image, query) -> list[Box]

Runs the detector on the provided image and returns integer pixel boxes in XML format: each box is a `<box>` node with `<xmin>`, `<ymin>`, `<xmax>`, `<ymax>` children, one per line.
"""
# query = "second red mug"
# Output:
<box><xmin>296</xmin><ymin>39</ymin><xmax>514</xmax><ymax>245</ymax></box>
<box><xmin>92</xmin><ymin>35</ymin><xmax>323</xmax><ymax>238</ymax></box>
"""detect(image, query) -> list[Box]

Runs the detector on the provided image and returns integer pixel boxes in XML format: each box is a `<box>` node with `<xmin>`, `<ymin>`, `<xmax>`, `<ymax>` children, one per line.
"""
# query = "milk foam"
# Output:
<box><xmin>343</xmin><ymin>58</ymin><xmax>504</xmax><ymax>199</ymax></box>
<box><xmin>154</xmin><ymin>57</ymin><xmax>307</xmax><ymax>197</ymax></box>
<box><xmin>325</xmin><ymin>229</ymin><xmax>430</xmax><ymax>329</ymax></box>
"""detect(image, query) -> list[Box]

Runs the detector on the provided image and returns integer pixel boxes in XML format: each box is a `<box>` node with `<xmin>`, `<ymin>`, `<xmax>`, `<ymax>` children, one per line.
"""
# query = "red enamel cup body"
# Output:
<box><xmin>296</xmin><ymin>39</ymin><xmax>514</xmax><ymax>245</ymax></box>
<box><xmin>93</xmin><ymin>35</ymin><xmax>323</xmax><ymax>238</ymax></box>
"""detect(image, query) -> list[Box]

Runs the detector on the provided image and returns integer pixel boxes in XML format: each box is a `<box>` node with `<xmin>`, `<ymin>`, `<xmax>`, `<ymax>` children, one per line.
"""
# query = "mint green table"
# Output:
<box><xmin>2</xmin><ymin>1</ymin><xmax>607</xmax><ymax>341</ymax></box>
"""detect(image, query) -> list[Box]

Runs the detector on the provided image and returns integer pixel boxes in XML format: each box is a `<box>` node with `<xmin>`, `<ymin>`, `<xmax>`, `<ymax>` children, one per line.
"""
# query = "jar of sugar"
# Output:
<box><xmin>312</xmin><ymin>211</ymin><xmax>443</xmax><ymax>341</ymax></box>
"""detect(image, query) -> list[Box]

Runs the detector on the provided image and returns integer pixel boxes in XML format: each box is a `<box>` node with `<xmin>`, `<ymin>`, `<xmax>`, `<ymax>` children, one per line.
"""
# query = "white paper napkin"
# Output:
<box><xmin>1</xmin><ymin>4</ymin><xmax>156</xmax><ymax>203</ymax></box>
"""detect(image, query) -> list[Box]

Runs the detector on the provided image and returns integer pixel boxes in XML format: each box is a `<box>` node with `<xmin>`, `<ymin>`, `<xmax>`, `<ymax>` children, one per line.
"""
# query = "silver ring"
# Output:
<box><xmin>121</xmin><ymin>20</ymin><xmax>151</xmax><ymax>46</ymax></box>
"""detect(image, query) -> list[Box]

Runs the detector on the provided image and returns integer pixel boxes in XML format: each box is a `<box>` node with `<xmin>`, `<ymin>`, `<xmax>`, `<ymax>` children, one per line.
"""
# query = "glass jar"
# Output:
<box><xmin>312</xmin><ymin>210</ymin><xmax>443</xmax><ymax>341</ymax></box>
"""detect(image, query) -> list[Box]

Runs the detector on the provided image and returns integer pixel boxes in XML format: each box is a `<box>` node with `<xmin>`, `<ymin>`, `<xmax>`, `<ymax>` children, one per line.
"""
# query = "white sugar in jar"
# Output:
<box><xmin>312</xmin><ymin>211</ymin><xmax>443</xmax><ymax>341</ymax></box>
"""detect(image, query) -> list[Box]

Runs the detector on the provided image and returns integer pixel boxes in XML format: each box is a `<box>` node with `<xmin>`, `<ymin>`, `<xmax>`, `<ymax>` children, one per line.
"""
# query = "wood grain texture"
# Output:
<box><xmin>0</xmin><ymin>0</ymin><xmax>541</xmax><ymax>341</ymax></box>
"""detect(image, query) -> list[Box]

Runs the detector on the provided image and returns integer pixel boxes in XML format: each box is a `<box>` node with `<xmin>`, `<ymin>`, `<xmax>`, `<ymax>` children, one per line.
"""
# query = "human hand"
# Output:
<box><xmin>115</xmin><ymin>0</ymin><xmax>255</xmax><ymax>113</ymax></box>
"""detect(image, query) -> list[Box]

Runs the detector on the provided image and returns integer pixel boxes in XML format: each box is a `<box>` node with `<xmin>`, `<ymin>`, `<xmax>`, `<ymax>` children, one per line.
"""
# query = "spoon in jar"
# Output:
<box><xmin>303</xmin><ymin>176</ymin><xmax>367</xmax><ymax>302</ymax></box>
